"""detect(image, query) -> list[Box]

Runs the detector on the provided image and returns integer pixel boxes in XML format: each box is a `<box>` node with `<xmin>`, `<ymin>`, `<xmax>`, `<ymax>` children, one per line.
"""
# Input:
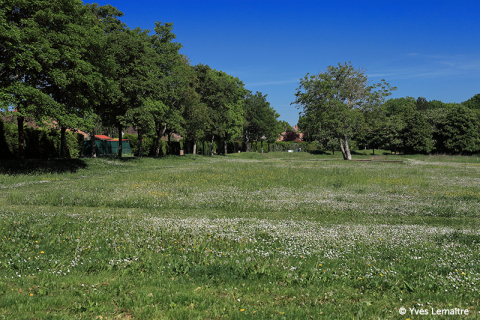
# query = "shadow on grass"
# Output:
<box><xmin>351</xmin><ymin>150</ymin><xmax>396</xmax><ymax>156</ymax></box>
<box><xmin>0</xmin><ymin>158</ymin><xmax>88</xmax><ymax>175</ymax></box>
<box><xmin>351</xmin><ymin>150</ymin><xmax>369</xmax><ymax>156</ymax></box>
<box><xmin>308</xmin><ymin>150</ymin><xmax>330</xmax><ymax>155</ymax></box>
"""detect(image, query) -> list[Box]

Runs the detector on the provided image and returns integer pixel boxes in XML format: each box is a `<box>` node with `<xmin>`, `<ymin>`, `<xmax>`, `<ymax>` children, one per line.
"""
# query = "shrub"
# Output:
<box><xmin>0</xmin><ymin>118</ymin><xmax>84</xmax><ymax>159</ymax></box>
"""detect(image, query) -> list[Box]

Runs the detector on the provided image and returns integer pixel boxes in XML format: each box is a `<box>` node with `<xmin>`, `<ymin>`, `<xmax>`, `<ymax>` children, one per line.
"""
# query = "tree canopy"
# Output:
<box><xmin>1</xmin><ymin>0</ymin><xmax>282</xmax><ymax>159</ymax></box>
<box><xmin>293</xmin><ymin>62</ymin><xmax>395</xmax><ymax>160</ymax></box>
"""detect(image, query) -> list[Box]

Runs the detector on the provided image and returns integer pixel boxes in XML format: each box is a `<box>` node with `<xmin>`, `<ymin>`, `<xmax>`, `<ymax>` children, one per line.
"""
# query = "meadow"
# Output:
<box><xmin>1</xmin><ymin>151</ymin><xmax>480</xmax><ymax>319</ymax></box>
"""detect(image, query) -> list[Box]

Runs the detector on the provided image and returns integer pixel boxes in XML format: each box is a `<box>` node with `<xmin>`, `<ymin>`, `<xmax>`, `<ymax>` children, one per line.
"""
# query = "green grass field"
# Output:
<box><xmin>1</xmin><ymin>151</ymin><xmax>480</xmax><ymax>319</ymax></box>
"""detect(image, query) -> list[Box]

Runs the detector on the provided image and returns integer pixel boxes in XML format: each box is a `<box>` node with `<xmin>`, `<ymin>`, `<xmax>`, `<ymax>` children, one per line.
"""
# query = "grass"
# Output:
<box><xmin>1</xmin><ymin>151</ymin><xmax>480</xmax><ymax>319</ymax></box>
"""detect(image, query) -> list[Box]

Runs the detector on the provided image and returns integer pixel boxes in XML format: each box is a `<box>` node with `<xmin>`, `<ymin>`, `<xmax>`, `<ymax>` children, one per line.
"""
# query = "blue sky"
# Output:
<box><xmin>93</xmin><ymin>0</ymin><xmax>480</xmax><ymax>126</ymax></box>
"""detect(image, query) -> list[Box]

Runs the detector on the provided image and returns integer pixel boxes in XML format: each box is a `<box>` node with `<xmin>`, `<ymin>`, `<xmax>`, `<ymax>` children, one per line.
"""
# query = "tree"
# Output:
<box><xmin>416</xmin><ymin>97</ymin><xmax>429</xmax><ymax>111</ymax></box>
<box><xmin>148</xmin><ymin>22</ymin><xmax>185</xmax><ymax>156</ymax></box>
<box><xmin>293</xmin><ymin>62</ymin><xmax>395</xmax><ymax>160</ymax></box>
<box><xmin>99</xmin><ymin>27</ymin><xmax>158</xmax><ymax>158</ymax></box>
<box><xmin>358</xmin><ymin>104</ymin><xmax>389</xmax><ymax>154</ymax></box>
<box><xmin>194</xmin><ymin>64</ymin><xmax>246</xmax><ymax>155</ymax></box>
<box><xmin>243</xmin><ymin>91</ymin><xmax>280</xmax><ymax>152</ymax></box>
<box><xmin>403</xmin><ymin>111</ymin><xmax>434</xmax><ymax>154</ymax></box>
<box><xmin>43</xmin><ymin>3</ymin><xmax>107</xmax><ymax>158</ymax></box>
<box><xmin>462</xmin><ymin>94</ymin><xmax>480</xmax><ymax>110</ymax></box>
<box><xmin>437</xmin><ymin>104</ymin><xmax>480</xmax><ymax>154</ymax></box>
<box><xmin>0</xmin><ymin>0</ymin><xmax>95</xmax><ymax>160</ymax></box>
<box><xmin>381</xmin><ymin>97</ymin><xmax>417</xmax><ymax>154</ymax></box>
<box><xmin>126</xmin><ymin>98</ymin><xmax>156</xmax><ymax>158</ymax></box>
<box><xmin>183</xmin><ymin>100</ymin><xmax>209</xmax><ymax>154</ymax></box>
<box><xmin>83</xmin><ymin>3</ymin><xmax>126</xmax><ymax>158</ymax></box>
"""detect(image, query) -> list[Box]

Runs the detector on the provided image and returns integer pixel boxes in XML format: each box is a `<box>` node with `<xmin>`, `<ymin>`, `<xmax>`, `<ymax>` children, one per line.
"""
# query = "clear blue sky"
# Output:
<box><xmin>93</xmin><ymin>0</ymin><xmax>480</xmax><ymax>126</ymax></box>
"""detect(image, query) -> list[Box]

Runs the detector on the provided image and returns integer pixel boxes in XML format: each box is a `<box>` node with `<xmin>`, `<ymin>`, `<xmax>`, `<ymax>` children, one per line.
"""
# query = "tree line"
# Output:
<box><xmin>0</xmin><ymin>0</ymin><xmax>285</xmax><ymax>160</ymax></box>
<box><xmin>295</xmin><ymin>63</ymin><xmax>480</xmax><ymax>159</ymax></box>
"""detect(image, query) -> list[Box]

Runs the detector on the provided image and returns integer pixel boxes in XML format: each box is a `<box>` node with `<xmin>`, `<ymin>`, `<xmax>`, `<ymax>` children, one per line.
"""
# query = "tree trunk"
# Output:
<box><xmin>331</xmin><ymin>146</ymin><xmax>334</xmax><ymax>155</ymax></box>
<box><xmin>261</xmin><ymin>140</ymin><xmax>264</xmax><ymax>153</ymax></box>
<box><xmin>193</xmin><ymin>138</ymin><xmax>197</xmax><ymax>155</ymax></box>
<box><xmin>338</xmin><ymin>137</ymin><xmax>348</xmax><ymax>160</ymax></box>
<box><xmin>202</xmin><ymin>140</ymin><xmax>205</xmax><ymax>155</ymax></box>
<box><xmin>17</xmin><ymin>116</ymin><xmax>25</xmax><ymax>161</ymax></box>
<box><xmin>344</xmin><ymin>135</ymin><xmax>352</xmax><ymax>160</ymax></box>
<box><xmin>167</xmin><ymin>132</ymin><xmax>171</xmax><ymax>155</ymax></box>
<box><xmin>90</xmin><ymin>130</ymin><xmax>96</xmax><ymax>158</ymax></box>
<box><xmin>224</xmin><ymin>140</ymin><xmax>227</xmax><ymax>155</ymax></box>
<box><xmin>372</xmin><ymin>147</ymin><xmax>375</xmax><ymax>155</ymax></box>
<box><xmin>118</xmin><ymin>125</ymin><xmax>122</xmax><ymax>158</ymax></box>
<box><xmin>210</xmin><ymin>135</ymin><xmax>214</xmax><ymax>155</ymax></box>
<box><xmin>154</xmin><ymin>124</ymin><xmax>167</xmax><ymax>156</ymax></box>
<box><xmin>138</xmin><ymin>130</ymin><xmax>143</xmax><ymax>158</ymax></box>
<box><xmin>60</xmin><ymin>126</ymin><xmax>66</xmax><ymax>159</ymax></box>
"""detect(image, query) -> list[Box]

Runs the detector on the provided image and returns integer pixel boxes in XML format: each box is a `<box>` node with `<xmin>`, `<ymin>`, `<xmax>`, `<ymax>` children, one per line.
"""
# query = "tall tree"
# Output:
<box><xmin>437</xmin><ymin>104</ymin><xmax>480</xmax><ymax>154</ymax></box>
<box><xmin>0</xmin><ymin>0</ymin><xmax>92</xmax><ymax>160</ymax></box>
<box><xmin>100</xmin><ymin>27</ymin><xmax>158</xmax><ymax>158</ymax></box>
<box><xmin>43</xmin><ymin>3</ymin><xmax>107</xmax><ymax>158</ymax></box>
<box><xmin>82</xmin><ymin>3</ymin><xmax>125</xmax><ymax>158</ymax></box>
<box><xmin>194</xmin><ymin>64</ymin><xmax>246</xmax><ymax>155</ymax></box>
<box><xmin>243</xmin><ymin>91</ymin><xmax>280</xmax><ymax>152</ymax></box>
<box><xmin>148</xmin><ymin>22</ymin><xmax>184</xmax><ymax>156</ymax></box>
<box><xmin>403</xmin><ymin>111</ymin><xmax>434</xmax><ymax>154</ymax></box>
<box><xmin>293</xmin><ymin>62</ymin><xmax>395</xmax><ymax>160</ymax></box>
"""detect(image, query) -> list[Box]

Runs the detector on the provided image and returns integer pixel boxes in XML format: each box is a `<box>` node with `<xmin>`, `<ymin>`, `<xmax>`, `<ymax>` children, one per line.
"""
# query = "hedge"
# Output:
<box><xmin>0</xmin><ymin>118</ymin><xmax>84</xmax><ymax>159</ymax></box>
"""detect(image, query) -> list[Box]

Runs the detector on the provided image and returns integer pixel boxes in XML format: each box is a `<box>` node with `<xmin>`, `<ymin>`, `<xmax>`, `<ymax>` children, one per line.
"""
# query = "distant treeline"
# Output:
<box><xmin>300</xmin><ymin>95</ymin><xmax>480</xmax><ymax>155</ymax></box>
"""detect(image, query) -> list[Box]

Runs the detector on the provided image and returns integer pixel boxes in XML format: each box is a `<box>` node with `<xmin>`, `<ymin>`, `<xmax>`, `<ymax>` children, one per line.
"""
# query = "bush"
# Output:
<box><xmin>123</xmin><ymin>134</ymin><xmax>157</xmax><ymax>156</ymax></box>
<box><xmin>0</xmin><ymin>118</ymin><xmax>84</xmax><ymax>159</ymax></box>
<box><xmin>269</xmin><ymin>141</ymin><xmax>309</xmax><ymax>152</ymax></box>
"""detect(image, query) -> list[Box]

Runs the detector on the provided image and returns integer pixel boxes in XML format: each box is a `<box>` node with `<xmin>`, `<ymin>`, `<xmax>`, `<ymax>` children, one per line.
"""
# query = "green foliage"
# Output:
<box><xmin>0</xmin><ymin>118</ymin><xmax>84</xmax><ymax>159</ymax></box>
<box><xmin>243</xmin><ymin>91</ymin><xmax>281</xmax><ymax>147</ymax></box>
<box><xmin>294</xmin><ymin>62</ymin><xmax>396</xmax><ymax>160</ymax></box>
<box><xmin>123</xmin><ymin>133</ymin><xmax>155</xmax><ymax>156</ymax></box>
<box><xmin>195</xmin><ymin>140</ymin><xmax>218</xmax><ymax>155</ymax></box>
<box><xmin>2</xmin><ymin>1</ymin><xmax>287</xmax><ymax>161</ymax></box>
<box><xmin>462</xmin><ymin>93</ymin><xmax>480</xmax><ymax>110</ymax></box>
<box><xmin>269</xmin><ymin>141</ymin><xmax>309</xmax><ymax>152</ymax></box>
<box><xmin>437</xmin><ymin>104</ymin><xmax>480</xmax><ymax>154</ymax></box>
<box><xmin>194</xmin><ymin>64</ymin><xmax>247</xmax><ymax>146</ymax></box>
<box><xmin>403</xmin><ymin>111</ymin><xmax>434</xmax><ymax>154</ymax></box>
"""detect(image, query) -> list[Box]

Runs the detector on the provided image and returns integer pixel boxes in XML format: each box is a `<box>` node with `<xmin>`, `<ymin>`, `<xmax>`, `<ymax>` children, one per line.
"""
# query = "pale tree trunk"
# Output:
<box><xmin>338</xmin><ymin>137</ymin><xmax>347</xmax><ymax>160</ymax></box>
<box><xmin>137</xmin><ymin>130</ymin><xmax>143</xmax><ymax>158</ymax></box>
<box><xmin>224</xmin><ymin>140</ymin><xmax>227</xmax><ymax>155</ymax></box>
<box><xmin>17</xmin><ymin>116</ymin><xmax>25</xmax><ymax>161</ymax></box>
<box><xmin>193</xmin><ymin>138</ymin><xmax>197</xmax><ymax>155</ymax></box>
<box><xmin>261</xmin><ymin>140</ymin><xmax>264</xmax><ymax>153</ymax></box>
<box><xmin>118</xmin><ymin>125</ymin><xmax>122</xmax><ymax>158</ymax></box>
<box><xmin>90</xmin><ymin>130</ymin><xmax>96</xmax><ymax>158</ymax></box>
<box><xmin>60</xmin><ymin>127</ymin><xmax>66</xmax><ymax>159</ymax></box>
<box><xmin>344</xmin><ymin>135</ymin><xmax>352</xmax><ymax>160</ymax></box>
<box><xmin>210</xmin><ymin>135</ymin><xmax>214</xmax><ymax>155</ymax></box>
<box><xmin>245</xmin><ymin>135</ymin><xmax>249</xmax><ymax>152</ymax></box>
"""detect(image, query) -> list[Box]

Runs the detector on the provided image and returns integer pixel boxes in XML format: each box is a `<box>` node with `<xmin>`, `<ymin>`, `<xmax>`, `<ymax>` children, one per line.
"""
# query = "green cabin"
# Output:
<box><xmin>83</xmin><ymin>135</ymin><xmax>131</xmax><ymax>156</ymax></box>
